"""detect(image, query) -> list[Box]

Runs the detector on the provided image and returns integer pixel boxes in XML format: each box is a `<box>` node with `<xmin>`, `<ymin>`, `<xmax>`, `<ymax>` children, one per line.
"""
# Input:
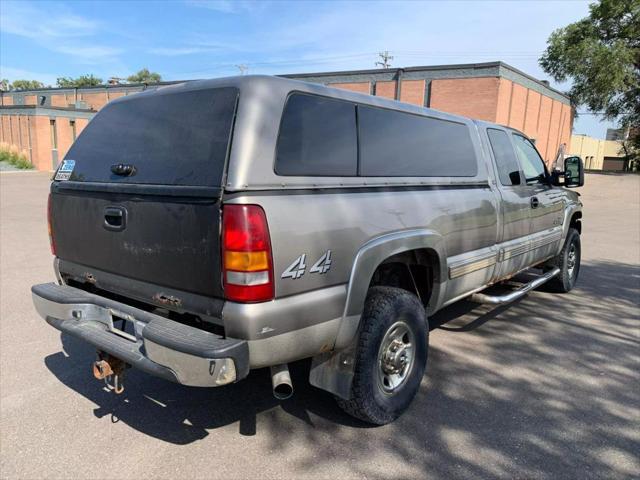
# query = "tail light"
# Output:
<box><xmin>222</xmin><ymin>204</ymin><xmax>274</xmax><ymax>303</ymax></box>
<box><xmin>47</xmin><ymin>193</ymin><xmax>56</xmax><ymax>255</ymax></box>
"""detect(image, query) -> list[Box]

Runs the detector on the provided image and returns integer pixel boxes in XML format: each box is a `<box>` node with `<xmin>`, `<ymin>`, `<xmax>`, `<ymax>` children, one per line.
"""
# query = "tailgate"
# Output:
<box><xmin>50</xmin><ymin>187</ymin><xmax>223</xmax><ymax>298</ymax></box>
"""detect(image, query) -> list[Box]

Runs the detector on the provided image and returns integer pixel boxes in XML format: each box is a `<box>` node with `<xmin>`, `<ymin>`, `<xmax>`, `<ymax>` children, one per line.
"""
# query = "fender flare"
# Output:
<box><xmin>335</xmin><ymin>228</ymin><xmax>447</xmax><ymax>350</ymax></box>
<box><xmin>559</xmin><ymin>202</ymin><xmax>583</xmax><ymax>252</ymax></box>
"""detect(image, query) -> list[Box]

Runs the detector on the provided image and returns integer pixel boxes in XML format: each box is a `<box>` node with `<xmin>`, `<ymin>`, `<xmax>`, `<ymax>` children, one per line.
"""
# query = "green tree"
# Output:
<box><xmin>56</xmin><ymin>74</ymin><xmax>103</xmax><ymax>88</ymax></box>
<box><xmin>0</xmin><ymin>79</ymin><xmax>9</xmax><ymax>91</ymax></box>
<box><xmin>10</xmin><ymin>79</ymin><xmax>45</xmax><ymax>90</ymax></box>
<box><xmin>126</xmin><ymin>68</ymin><xmax>162</xmax><ymax>84</ymax></box>
<box><xmin>539</xmin><ymin>0</ymin><xmax>640</xmax><ymax>153</ymax></box>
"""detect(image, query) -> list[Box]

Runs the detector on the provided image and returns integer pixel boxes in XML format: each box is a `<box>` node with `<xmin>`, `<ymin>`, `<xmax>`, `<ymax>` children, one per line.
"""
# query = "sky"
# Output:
<box><xmin>0</xmin><ymin>0</ymin><xmax>618</xmax><ymax>138</ymax></box>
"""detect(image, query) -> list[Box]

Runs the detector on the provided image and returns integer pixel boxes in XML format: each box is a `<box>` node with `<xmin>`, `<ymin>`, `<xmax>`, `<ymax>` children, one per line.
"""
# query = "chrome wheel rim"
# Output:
<box><xmin>377</xmin><ymin>321</ymin><xmax>415</xmax><ymax>394</ymax></box>
<box><xmin>567</xmin><ymin>243</ymin><xmax>578</xmax><ymax>277</ymax></box>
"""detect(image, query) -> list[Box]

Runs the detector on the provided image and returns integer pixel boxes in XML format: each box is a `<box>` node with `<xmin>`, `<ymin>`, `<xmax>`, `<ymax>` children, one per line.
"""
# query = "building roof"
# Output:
<box><xmin>0</xmin><ymin>61</ymin><xmax>569</xmax><ymax>104</ymax></box>
<box><xmin>0</xmin><ymin>105</ymin><xmax>95</xmax><ymax>119</ymax></box>
<box><xmin>282</xmin><ymin>61</ymin><xmax>570</xmax><ymax>104</ymax></box>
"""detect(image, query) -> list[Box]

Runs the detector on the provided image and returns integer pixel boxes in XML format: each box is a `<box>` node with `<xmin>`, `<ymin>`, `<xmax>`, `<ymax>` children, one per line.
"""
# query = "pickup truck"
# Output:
<box><xmin>32</xmin><ymin>76</ymin><xmax>584</xmax><ymax>425</ymax></box>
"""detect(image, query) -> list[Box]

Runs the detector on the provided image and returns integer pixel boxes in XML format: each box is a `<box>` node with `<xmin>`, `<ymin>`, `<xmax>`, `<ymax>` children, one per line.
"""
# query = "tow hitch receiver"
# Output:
<box><xmin>92</xmin><ymin>352</ymin><xmax>128</xmax><ymax>394</ymax></box>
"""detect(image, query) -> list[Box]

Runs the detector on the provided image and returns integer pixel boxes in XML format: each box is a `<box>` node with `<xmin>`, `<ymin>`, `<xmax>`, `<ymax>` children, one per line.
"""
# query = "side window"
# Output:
<box><xmin>512</xmin><ymin>134</ymin><xmax>547</xmax><ymax>183</ymax></box>
<box><xmin>275</xmin><ymin>93</ymin><xmax>357</xmax><ymax>176</ymax></box>
<box><xmin>487</xmin><ymin>128</ymin><xmax>521</xmax><ymax>186</ymax></box>
<box><xmin>358</xmin><ymin>106</ymin><xmax>478</xmax><ymax>177</ymax></box>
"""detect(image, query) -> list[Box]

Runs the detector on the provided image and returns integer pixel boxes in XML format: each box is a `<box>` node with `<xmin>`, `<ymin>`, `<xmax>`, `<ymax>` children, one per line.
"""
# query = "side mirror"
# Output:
<box><xmin>551</xmin><ymin>156</ymin><xmax>584</xmax><ymax>187</ymax></box>
<box><xmin>564</xmin><ymin>156</ymin><xmax>584</xmax><ymax>187</ymax></box>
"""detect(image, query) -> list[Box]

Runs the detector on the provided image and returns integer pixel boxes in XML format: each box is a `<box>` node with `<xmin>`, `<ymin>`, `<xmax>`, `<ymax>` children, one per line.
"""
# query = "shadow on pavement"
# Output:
<box><xmin>44</xmin><ymin>259</ymin><xmax>639</xmax><ymax>479</ymax></box>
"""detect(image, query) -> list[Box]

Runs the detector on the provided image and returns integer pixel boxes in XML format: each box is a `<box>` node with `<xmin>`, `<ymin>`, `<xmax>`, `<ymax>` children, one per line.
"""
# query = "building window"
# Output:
<box><xmin>70</xmin><ymin>120</ymin><xmax>76</xmax><ymax>141</ymax></box>
<box><xmin>50</xmin><ymin>119</ymin><xmax>58</xmax><ymax>149</ymax></box>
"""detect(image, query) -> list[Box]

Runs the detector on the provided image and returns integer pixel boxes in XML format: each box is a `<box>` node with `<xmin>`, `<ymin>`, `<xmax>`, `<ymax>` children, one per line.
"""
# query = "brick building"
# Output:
<box><xmin>0</xmin><ymin>61</ymin><xmax>572</xmax><ymax>171</ymax></box>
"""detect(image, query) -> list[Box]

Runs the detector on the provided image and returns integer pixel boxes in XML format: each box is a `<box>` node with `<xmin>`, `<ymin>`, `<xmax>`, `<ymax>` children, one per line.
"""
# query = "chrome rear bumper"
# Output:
<box><xmin>32</xmin><ymin>283</ymin><xmax>249</xmax><ymax>387</ymax></box>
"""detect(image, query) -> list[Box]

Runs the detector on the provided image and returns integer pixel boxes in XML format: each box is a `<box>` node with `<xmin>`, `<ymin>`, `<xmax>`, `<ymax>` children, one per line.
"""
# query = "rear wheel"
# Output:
<box><xmin>337</xmin><ymin>286</ymin><xmax>427</xmax><ymax>425</ymax></box>
<box><xmin>545</xmin><ymin>228</ymin><xmax>581</xmax><ymax>293</ymax></box>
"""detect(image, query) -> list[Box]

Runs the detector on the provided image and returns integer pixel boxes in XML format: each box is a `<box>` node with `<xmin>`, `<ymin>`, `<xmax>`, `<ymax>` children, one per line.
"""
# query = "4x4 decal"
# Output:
<box><xmin>310</xmin><ymin>250</ymin><xmax>332</xmax><ymax>274</ymax></box>
<box><xmin>282</xmin><ymin>250</ymin><xmax>332</xmax><ymax>279</ymax></box>
<box><xmin>282</xmin><ymin>254</ymin><xmax>307</xmax><ymax>280</ymax></box>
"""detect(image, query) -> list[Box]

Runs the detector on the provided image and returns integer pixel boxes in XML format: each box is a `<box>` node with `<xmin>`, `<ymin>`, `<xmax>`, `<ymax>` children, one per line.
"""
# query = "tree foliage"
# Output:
<box><xmin>540</xmin><ymin>0</ymin><xmax>639</xmax><ymax>150</ymax></box>
<box><xmin>126</xmin><ymin>68</ymin><xmax>162</xmax><ymax>84</ymax></box>
<box><xmin>56</xmin><ymin>74</ymin><xmax>103</xmax><ymax>88</ymax></box>
<box><xmin>8</xmin><ymin>79</ymin><xmax>45</xmax><ymax>90</ymax></box>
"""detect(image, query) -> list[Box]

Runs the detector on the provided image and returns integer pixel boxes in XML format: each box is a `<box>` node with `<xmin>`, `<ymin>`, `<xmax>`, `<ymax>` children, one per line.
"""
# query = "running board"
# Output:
<box><xmin>471</xmin><ymin>267</ymin><xmax>561</xmax><ymax>305</ymax></box>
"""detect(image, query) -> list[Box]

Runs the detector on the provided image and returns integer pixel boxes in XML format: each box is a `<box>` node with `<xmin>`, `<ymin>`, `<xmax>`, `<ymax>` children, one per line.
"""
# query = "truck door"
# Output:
<box><xmin>485</xmin><ymin>128</ymin><xmax>533</xmax><ymax>278</ymax></box>
<box><xmin>511</xmin><ymin>133</ymin><xmax>565</xmax><ymax>265</ymax></box>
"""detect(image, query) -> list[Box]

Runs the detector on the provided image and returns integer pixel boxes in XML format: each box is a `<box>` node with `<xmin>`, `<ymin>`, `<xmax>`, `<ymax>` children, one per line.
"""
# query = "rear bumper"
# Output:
<box><xmin>32</xmin><ymin>283</ymin><xmax>249</xmax><ymax>387</ymax></box>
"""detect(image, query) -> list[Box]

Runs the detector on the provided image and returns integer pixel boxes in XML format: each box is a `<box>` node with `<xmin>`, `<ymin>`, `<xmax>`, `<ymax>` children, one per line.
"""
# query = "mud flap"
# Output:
<box><xmin>309</xmin><ymin>334</ymin><xmax>360</xmax><ymax>400</ymax></box>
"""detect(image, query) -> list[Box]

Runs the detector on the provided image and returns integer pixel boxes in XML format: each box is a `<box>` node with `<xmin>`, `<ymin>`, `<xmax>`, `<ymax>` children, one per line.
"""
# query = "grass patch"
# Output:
<box><xmin>0</xmin><ymin>147</ymin><xmax>34</xmax><ymax>169</ymax></box>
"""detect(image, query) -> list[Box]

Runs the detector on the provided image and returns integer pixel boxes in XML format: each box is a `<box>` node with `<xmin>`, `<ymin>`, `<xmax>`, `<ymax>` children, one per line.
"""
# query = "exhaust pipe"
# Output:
<box><xmin>270</xmin><ymin>364</ymin><xmax>293</xmax><ymax>400</ymax></box>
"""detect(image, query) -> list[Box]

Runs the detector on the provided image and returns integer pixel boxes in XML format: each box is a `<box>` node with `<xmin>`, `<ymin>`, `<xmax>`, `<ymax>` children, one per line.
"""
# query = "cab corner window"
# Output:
<box><xmin>275</xmin><ymin>93</ymin><xmax>357</xmax><ymax>176</ymax></box>
<box><xmin>513</xmin><ymin>134</ymin><xmax>547</xmax><ymax>183</ymax></box>
<box><xmin>487</xmin><ymin>128</ymin><xmax>521</xmax><ymax>186</ymax></box>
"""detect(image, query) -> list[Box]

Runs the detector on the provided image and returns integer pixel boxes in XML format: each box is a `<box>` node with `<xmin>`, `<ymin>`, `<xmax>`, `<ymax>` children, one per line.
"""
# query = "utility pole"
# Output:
<box><xmin>375</xmin><ymin>51</ymin><xmax>394</xmax><ymax>69</ymax></box>
<box><xmin>236</xmin><ymin>64</ymin><xmax>248</xmax><ymax>75</ymax></box>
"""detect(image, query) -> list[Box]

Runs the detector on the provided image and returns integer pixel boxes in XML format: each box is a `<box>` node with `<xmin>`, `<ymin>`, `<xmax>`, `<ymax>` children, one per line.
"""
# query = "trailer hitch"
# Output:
<box><xmin>93</xmin><ymin>353</ymin><xmax>128</xmax><ymax>394</ymax></box>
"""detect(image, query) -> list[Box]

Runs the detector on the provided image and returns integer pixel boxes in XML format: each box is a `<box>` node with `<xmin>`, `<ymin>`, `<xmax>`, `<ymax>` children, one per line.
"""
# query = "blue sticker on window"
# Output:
<box><xmin>55</xmin><ymin>159</ymin><xmax>75</xmax><ymax>180</ymax></box>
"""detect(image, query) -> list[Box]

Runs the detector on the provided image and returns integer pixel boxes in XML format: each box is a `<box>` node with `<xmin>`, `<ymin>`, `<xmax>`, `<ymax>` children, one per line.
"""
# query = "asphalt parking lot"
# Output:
<box><xmin>1</xmin><ymin>171</ymin><xmax>638</xmax><ymax>479</ymax></box>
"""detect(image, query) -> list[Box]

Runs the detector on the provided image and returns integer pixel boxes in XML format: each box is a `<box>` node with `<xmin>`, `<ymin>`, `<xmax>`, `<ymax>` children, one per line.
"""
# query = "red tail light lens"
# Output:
<box><xmin>47</xmin><ymin>193</ymin><xmax>56</xmax><ymax>256</ymax></box>
<box><xmin>222</xmin><ymin>204</ymin><xmax>274</xmax><ymax>303</ymax></box>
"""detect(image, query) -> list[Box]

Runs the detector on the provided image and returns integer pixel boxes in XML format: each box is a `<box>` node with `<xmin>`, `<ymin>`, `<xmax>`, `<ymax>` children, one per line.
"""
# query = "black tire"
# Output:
<box><xmin>544</xmin><ymin>228</ymin><xmax>581</xmax><ymax>293</ymax></box>
<box><xmin>337</xmin><ymin>286</ymin><xmax>428</xmax><ymax>425</ymax></box>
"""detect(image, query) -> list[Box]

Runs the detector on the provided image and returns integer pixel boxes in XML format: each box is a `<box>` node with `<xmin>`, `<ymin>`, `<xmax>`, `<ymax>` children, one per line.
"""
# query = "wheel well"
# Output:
<box><xmin>570</xmin><ymin>211</ymin><xmax>582</xmax><ymax>234</ymax></box>
<box><xmin>368</xmin><ymin>248</ymin><xmax>439</xmax><ymax>306</ymax></box>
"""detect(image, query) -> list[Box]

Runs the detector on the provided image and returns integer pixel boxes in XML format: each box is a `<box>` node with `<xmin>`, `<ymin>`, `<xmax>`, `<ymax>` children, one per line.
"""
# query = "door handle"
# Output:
<box><xmin>104</xmin><ymin>206</ymin><xmax>126</xmax><ymax>231</ymax></box>
<box><xmin>530</xmin><ymin>197</ymin><xmax>540</xmax><ymax>209</ymax></box>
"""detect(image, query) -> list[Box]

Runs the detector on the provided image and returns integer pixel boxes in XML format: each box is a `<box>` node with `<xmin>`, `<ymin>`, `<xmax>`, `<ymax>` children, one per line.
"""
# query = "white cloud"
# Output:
<box><xmin>0</xmin><ymin>1</ymin><xmax>120</xmax><ymax>63</ymax></box>
<box><xmin>53</xmin><ymin>45</ymin><xmax>123</xmax><ymax>62</ymax></box>
<box><xmin>0</xmin><ymin>2</ymin><xmax>97</xmax><ymax>39</ymax></box>
<box><xmin>185</xmin><ymin>0</ymin><xmax>269</xmax><ymax>14</ymax></box>
<box><xmin>187</xmin><ymin>0</ymin><xmax>589</xmax><ymax>79</ymax></box>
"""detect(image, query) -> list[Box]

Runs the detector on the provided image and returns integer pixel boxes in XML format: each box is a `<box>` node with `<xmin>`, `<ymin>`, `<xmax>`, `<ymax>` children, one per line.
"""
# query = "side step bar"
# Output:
<box><xmin>471</xmin><ymin>267</ymin><xmax>561</xmax><ymax>305</ymax></box>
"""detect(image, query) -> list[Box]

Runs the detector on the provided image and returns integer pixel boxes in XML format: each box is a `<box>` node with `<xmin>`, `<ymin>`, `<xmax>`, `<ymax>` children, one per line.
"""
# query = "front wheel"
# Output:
<box><xmin>545</xmin><ymin>228</ymin><xmax>581</xmax><ymax>293</ymax></box>
<box><xmin>336</xmin><ymin>286</ymin><xmax>428</xmax><ymax>425</ymax></box>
